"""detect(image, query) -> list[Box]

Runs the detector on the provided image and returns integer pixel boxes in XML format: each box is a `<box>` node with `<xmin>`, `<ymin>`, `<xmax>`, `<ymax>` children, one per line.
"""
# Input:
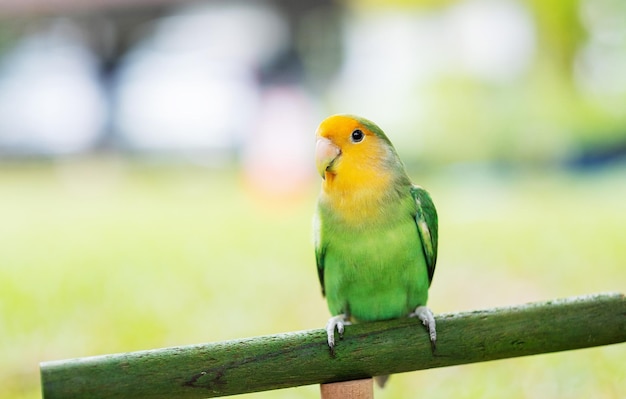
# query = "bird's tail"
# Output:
<box><xmin>374</xmin><ymin>375</ymin><xmax>390</xmax><ymax>388</ymax></box>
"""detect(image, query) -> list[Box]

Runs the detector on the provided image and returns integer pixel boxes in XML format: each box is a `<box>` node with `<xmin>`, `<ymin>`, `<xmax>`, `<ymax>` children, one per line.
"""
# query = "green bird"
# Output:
<box><xmin>313</xmin><ymin>114</ymin><xmax>438</xmax><ymax>383</ymax></box>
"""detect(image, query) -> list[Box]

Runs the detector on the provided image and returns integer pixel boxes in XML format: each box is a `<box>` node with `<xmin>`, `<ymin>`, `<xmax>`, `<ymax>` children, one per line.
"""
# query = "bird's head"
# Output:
<box><xmin>315</xmin><ymin>114</ymin><xmax>398</xmax><ymax>184</ymax></box>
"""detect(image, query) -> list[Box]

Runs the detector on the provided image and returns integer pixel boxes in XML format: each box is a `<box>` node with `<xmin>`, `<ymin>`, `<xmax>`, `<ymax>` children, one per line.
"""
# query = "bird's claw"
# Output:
<box><xmin>410</xmin><ymin>306</ymin><xmax>437</xmax><ymax>352</ymax></box>
<box><xmin>326</xmin><ymin>314</ymin><xmax>349</xmax><ymax>356</ymax></box>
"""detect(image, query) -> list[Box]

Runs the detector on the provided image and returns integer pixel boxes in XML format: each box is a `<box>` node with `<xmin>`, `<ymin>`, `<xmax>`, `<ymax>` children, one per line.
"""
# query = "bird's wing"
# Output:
<box><xmin>411</xmin><ymin>185</ymin><xmax>438</xmax><ymax>285</ymax></box>
<box><xmin>313</xmin><ymin>211</ymin><xmax>326</xmax><ymax>296</ymax></box>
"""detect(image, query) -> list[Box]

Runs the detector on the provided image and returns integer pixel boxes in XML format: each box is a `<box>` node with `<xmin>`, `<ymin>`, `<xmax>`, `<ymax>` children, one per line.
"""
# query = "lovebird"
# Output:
<box><xmin>313</xmin><ymin>114</ymin><xmax>438</xmax><ymax>384</ymax></box>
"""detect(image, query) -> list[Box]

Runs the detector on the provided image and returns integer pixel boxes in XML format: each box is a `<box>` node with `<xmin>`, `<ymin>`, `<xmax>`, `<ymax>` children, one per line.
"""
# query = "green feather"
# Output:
<box><xmin>411</xmin><ymin>185</ymin><xmax>438</xmax><ymax>285</ymax></box>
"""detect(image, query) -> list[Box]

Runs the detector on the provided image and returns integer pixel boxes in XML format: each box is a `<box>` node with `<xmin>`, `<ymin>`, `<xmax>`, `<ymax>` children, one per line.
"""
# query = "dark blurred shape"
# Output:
<box><xmin>0</xmin><ymin>0</ymin><xmax>190</xmax><ymax>15</ymax></box>
<box><xmin>567</xmin><ymin>134</ymin><xmax>626</xmax><ymax>170</ymax></box>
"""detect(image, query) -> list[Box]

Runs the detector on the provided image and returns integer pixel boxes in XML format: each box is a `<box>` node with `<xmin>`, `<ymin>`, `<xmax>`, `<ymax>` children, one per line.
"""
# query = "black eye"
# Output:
<box><xmin>351</xmin><ymin>129</ymin><xmax>364</xmax><ymax>143</ymax></box>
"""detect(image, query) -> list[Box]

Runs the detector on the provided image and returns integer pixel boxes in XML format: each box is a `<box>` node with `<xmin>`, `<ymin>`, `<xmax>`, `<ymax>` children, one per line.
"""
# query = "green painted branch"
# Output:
<box><xmin>41</xmin><ymin>292</ymin><xmax>626</xmax><ymax>399</ymax></box>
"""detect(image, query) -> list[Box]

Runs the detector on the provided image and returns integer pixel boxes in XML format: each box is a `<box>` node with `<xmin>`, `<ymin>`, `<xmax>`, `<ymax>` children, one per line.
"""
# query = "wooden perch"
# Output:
<box><xmin>40</xmin><ymin>292</ymin><xmax>626</xmax><ymax>399</ymax></box>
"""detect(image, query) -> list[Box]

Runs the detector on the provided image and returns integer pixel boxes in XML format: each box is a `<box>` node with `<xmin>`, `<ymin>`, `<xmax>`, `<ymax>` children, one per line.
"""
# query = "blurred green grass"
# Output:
<box><xmin>0</xmin><ymin>158</ymin><xmax>624</xmax><ymax>399</ymax></box>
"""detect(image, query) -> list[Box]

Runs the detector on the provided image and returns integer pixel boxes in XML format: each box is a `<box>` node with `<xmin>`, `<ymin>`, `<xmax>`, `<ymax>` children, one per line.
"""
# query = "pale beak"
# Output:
<box><xmin>315</xmin><ymin>137</ymin><xmax>340</xmax><ymax>179</ymax></box>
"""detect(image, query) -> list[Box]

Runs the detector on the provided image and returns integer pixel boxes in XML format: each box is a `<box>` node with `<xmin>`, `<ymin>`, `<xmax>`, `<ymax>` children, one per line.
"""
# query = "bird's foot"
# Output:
<box><xmin>410</xmin><ymin>306</ymin><xmax>437</xmax><ymax>352</ymax></box>
<box><xmin>325</xmin><ymin>314</ymin><xmax>350</xmax><ymax>356</ymax></box>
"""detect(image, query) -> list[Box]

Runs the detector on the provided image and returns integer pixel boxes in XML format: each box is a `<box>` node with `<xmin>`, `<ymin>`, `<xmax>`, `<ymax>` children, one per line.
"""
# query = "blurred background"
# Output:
<box><xmin>0</xmin><ymin>0</ymin><xmax>624</xmax><ymax>398</ymax></box>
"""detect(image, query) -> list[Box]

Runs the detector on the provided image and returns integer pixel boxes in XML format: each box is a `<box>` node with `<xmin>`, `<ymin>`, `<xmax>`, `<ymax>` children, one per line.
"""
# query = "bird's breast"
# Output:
<box><xmin>320</xmin><ymin>177</ymin><xmax>402</xmax><ymax>227</ymax></box>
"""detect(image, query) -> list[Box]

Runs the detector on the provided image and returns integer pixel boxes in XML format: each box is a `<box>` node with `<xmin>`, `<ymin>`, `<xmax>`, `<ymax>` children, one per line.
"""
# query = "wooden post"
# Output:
<box><xmin>320</xmin><ymin>379</ymin><xmax>373</xmax><ymax>399</ymax></box>
<box><xmin>40</xmin><ymin>292</ymin><xmax>625</xmax><ymax>399</ymax></box>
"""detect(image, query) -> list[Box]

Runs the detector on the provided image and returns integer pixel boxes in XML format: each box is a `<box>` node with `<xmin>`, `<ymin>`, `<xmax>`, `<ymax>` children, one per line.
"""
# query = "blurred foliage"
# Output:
<box><xmin>333</xmin><ymin>0</ymin><xmax>626</xmax><ymax>166</ymax></box>
<box><xmin>0</xmin><ymin>159</ymin><xmax>624</xmax><ymax>399</ymax></box>
<box><xmin>529</xmin><ymin>0</ymin><xmax>585</xmax><ymax>73</ymax></box>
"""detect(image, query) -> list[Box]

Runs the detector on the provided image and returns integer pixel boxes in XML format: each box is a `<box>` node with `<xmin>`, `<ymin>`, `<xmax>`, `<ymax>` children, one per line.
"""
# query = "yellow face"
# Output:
<box><xmin>315</xmin><ymin>114</ymin><xmax>394</xmax><ymax>196</ymax></box>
